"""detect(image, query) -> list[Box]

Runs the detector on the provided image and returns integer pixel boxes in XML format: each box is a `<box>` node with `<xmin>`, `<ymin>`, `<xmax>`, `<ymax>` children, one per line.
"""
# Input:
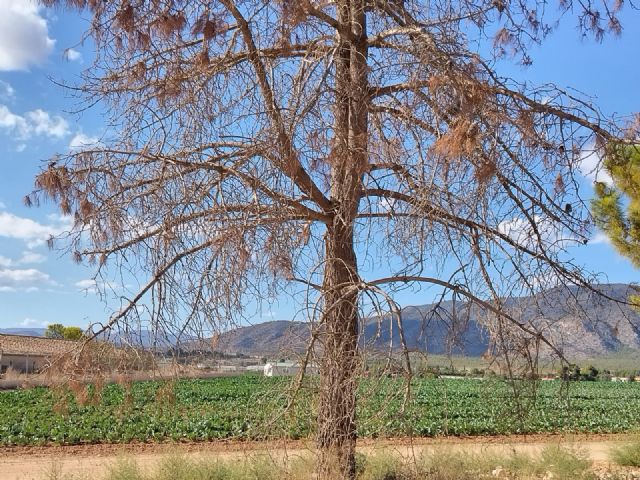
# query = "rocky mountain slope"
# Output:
<box><xmin>213</xmin><ymin>283</ymin><xmax>640</xmax><ymax>358</ymax></box>
<box><xmin>4</xmin><ymin>284</ymin><xmax>640</xmax><ymax>359</ymax></box>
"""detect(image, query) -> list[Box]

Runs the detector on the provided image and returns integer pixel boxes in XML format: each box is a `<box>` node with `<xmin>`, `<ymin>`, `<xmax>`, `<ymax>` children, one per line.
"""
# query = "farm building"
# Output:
<box><xmin>0</xmin><ymin>334</ymin><xmax>78</xmax><ymax>374</ymax></box>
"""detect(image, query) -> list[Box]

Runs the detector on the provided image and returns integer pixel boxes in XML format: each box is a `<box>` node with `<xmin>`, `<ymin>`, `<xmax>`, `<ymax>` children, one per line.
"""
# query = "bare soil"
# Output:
<box><xmin>0</xmin><ymin>434</ymin><xmax>636</xmax><ymax>480</ymax></box>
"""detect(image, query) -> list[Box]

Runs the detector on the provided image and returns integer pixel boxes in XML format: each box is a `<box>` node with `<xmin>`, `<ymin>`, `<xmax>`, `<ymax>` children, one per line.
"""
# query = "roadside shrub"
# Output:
<box><xmin>418</xmin><ymin>451</ymin><xmax>495</xmax><ymax>480</ymax></box>
<box><xmin>358</xmin><ymin>453</ymin><xmax>405</xmax><ymax>480</ymax></box>
<box><xmin>41</xmin><ymin>447</ymin><xmax>608</xmax><ymax>480</ymax></box>
<box><xmin>610</xmin><ymin>440</ymin><xmax>640</xmax><ymax>467</ymax></box>
<box><xmin>105</xmin><ymin>458</ymin><xmax>144</xmax><ymax>480</ymax></box>
<box><xmin>154</xmin><ymin>456</ymin><xmax>232</xmax><ymax>480</ymax></box>
<box><xmin>539</xmin><ymin>445</ymin><xmax>593</xmax><ymax>480</ymax></box>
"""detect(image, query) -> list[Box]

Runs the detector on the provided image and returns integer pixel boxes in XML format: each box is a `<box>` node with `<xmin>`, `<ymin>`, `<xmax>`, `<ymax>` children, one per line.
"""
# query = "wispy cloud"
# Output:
<box><xmin>0</xmin><ymin>267</ymin><xmax>57</xmax><ymax>292</ymax></box>
<box><xmin>590</xmin><ymin>230</ymin><xmax>612</xmax><ymax>246</ymax></box>
<box><xmin>579</xmin><ymin>147</ymin><xmax>613</xmax><ymax>186</ymax></box>
<box><xmin>0</xmin><ymin>251</ymin><xmax>46</xmax><ymax>267</ymax></box>
<box><xmin>0</xmin><ymin>0</ymin><xmax>55</xmax><ymax>71</ymax></box>
<box><xmin>75</xmin><ymin>278</ymin><xmax>120</xmax><ymax>294</ymax></box>
<box><xmin>0</xmin><ymin>80</ymin><xmax>14</xmax><ymax>100</ymax></box>
<box><xmin>27</xmin><ymin>109</ymin><xmax>69</xmax><ymax>137</ymax></box>
<box><xmin>498</xmin><ymin>215</ymin><xmax>576</xmax><ymax>251</ymax></box>
<box><xmin>18</xmin><ymin>251</ymin><xmax>46</xmax><ymax>264</ymax></box>
<box><xmin>20</xmin><ymin>317</ymin><xmax>50</xmax><ymax>328</ymax></box>
<box><xmin>0</xmin><ymin>211</ymin><xmax>72</xmax><ymax>248</ymax></box>
<box><xmin>64</xmin><ymin>48</ymin><xmax>82</xmax><ymax>62</ymax></box>
<box><xmin>0</xmin><ymin>104</ymin><xmax>69</xmax><ymax>140</ymax></box>
<box><xmin>75</xmin><ymin>278</ymin><xmax>97</xmax><ymax>293</ymax></box>
<box><xmin>69</xmin><ymin>132</ymin><xmax>100</xmax><ymax>151</ymax></box>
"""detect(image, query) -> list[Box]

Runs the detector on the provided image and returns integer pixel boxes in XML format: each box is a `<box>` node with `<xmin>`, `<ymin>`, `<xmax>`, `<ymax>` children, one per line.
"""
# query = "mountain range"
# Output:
<box><xmin>211</xmin><ymin>283</ymin><xmax>640</xmax><ymax>359</ymax></box>
<box><xmin>0</xmin><ymin>328</ymin><xmax>47</xmax><ymax>337</ymax></box>
<box><xmin>3</xmin><ymin>283</ymin><xmax>640</xmax><ymax>359</ymax></box>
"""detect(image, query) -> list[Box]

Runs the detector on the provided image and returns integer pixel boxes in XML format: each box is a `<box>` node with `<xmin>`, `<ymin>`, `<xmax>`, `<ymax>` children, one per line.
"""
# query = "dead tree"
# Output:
<box><xmin>35</xmin><ymin>0</ymin><xmax>635</xmax><ymax>478</ymax></box>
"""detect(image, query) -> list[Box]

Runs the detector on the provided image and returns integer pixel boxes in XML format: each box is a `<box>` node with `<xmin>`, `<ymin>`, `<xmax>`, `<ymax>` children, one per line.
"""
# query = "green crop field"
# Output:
<box><xmin>1</xmin><ymin>376</ymin><xmax>640</xmax><ymax>446</ymax></box>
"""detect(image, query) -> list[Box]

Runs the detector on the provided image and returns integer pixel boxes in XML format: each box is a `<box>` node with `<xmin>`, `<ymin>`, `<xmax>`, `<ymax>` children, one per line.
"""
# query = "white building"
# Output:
<box><xmin>0</xmin><ymin>334</ymin><xmax>77</xmax><ymax>374</ymax></box>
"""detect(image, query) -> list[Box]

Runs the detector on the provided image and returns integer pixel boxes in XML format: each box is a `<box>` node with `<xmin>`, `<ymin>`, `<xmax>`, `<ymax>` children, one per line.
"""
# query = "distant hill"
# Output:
<box><xmin>4</xmin><ymin>283</ymin><xmax>640</xmax><ymax>359</ymax></box>
<box><xmin>208</xmin><ymin>320</ymin><xmax>311</xmax><ymax>356</ymax></box>
<box><xmin>213</xmin><ymin>283</ymin><xmax>640</xmax><ymax>359</ymax></box>
<box><xmin>0</xmin><ymin>328</ymin><xmax>46</xmax><ymax>337</ymax></box>
<box><xmin>0</xmin><ymin>327</ymin><xmax>194</xmax><ymax>350</ymax></box>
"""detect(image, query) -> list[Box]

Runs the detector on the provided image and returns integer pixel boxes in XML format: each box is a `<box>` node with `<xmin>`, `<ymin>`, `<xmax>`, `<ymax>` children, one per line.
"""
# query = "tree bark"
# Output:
<box><xmin>316</xmin><ymin>223</ymin><xmax>360</xmax><ymax>480</ymax></box>
<box><xmin>316</xmin><ymin>1</ymin><xmax>368</xmax><ymax>478</ymax></box>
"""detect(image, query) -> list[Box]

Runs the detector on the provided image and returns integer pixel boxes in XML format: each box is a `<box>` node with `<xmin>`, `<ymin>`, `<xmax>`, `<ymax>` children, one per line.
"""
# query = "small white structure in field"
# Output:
<box><xmin>612</xmin><ymin>376</ymin><xmax>634</xmax><ymax>382</ymax></box>
<box><xmin>263</xmin><ymin>361</ymin><xmax>319</xmax><ymax>377</ymax></box>
<box><xmin>264</xmin><ymin>362</ymin><xmax>296</xmax><ymax>376</ymax></box>
<box><xmin>218</xmin><ymin>365</ymin><xmax>237</xmax><ymax>373</ymax></box>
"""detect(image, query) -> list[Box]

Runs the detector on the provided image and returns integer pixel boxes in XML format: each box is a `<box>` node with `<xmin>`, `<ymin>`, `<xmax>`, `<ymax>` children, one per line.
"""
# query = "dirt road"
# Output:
<box><xmin>0</xmin><ymin>434</ymin><xmax>634</xmax><ymax>480</ymax></box>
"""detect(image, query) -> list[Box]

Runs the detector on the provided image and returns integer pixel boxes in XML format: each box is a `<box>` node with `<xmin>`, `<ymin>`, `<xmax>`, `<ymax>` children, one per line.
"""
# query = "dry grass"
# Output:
<box><xmin>0</xmin><ymin>367</ymin><xmax>38</xmax><ymax>390</ymax></box>
<box><xmin>1</xmin><ymin>367</ymin><xmax>24</xmax><ymax>381</ymax></box>
<box><xmin>39</xmin><ymin>445</ymin><xmax>605</xmax><ymax>480</ymax></box>
<box><xmin>0</xmin><ymin>363</ymin><xmax>235</xmax><ymax>392</ymax></box>
<box><xmin>610</xmin><ymin>438</ymin><xmax>640</xmax><ymax>467</ymax></box>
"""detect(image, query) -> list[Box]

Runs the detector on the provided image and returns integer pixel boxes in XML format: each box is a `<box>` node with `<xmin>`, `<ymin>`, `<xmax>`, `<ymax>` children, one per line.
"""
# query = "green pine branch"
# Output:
<box><xmin>591</xmin><ymin>144</ymin><xmax>640</xmax><ymax>268</ymax></box>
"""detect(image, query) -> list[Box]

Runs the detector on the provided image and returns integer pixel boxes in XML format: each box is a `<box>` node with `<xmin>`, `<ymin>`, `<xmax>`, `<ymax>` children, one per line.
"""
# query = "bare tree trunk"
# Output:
<box><xmin>315</xmin><ymin>2</ymin><xmax>369</xmax><ymax>478</ymax></box>
<box><xmin>317</xmin><ymin>222</ymin><xmax>360</xmax><ymax>480</ymax></box>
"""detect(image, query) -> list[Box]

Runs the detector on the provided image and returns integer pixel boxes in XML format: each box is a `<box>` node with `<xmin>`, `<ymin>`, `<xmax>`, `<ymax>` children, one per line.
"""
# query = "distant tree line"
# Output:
<box><xmin>44</xmin><ymin>324</ymin><xmax>84</xmax><ymax>340</ymax></box>
<box><xmin>163</xmin><ymin>347</ymin><xmax>250</xmax><ymax>360</ymax></box>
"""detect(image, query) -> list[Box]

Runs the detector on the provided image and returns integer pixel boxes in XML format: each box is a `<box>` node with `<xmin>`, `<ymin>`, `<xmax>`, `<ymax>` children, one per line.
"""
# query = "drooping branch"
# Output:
<box><xmin>365</xmin><ymin>275</ymin><xmax>568</xmax><ymax>361</ymax></box>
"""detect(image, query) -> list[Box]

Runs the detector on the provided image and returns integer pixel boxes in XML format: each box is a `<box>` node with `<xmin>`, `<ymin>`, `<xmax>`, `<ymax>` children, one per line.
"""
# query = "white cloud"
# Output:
<box><xmin>69</xmin><ymin>132</ymin><xmax>100</xmax><ymax>151</ymax></box>
<box><xmin>0</xmin><ymin>211</ymin><xmax>72</xmax><ymax>248</ymax></box>
<box><xmin>47</xmin><ymin>213</ymin><xmax>74</xmax><ymax>225</ymax></box>
<box><xmin>18</xmin><ymin>251</ymin><xmax>46</xmax><ymax>264</ymax></box>
<box><xmin>64</xmin><ymin>48</ymin><xmax>82</xmax><ymax>62</ymax></box>
<box><xmin>20</xmin><ymin>317</ymin><xmax>50</xmax><ymax>328</ymax></box>
<box><xmin>0</xmin><ymin>0</ymin><xmax>55</xmax><ymax>71</ymax></box>
<box><xmin>75</xmin><ymin>279</ymin><xmax>96</xmax><ymax>290</ymax></box>
<box><xmin>0</xmin><ymin>104</ymin><xmax>69</xmax><ymax>139</ymax></box>
<box><xmin>377</xmin><ymin>197</ymin><xmax>395</xmax><ymax>213</ymax></box>
<box><xmin>26</xmin><ymin>109</ymin><xmax>69</xmax><ymax>137</ymax></box>
<box><xmin>590</xmin><ymin>230</ymin><xmax>612</xmax><ymax>245</ymax></box>
<box><xmin>75</xmin><ymin>278</ymin><xmax>119</xmax><ymax>294</ymax></box>
<box><xmin>0</xmin><ymin>80</ymin><xmax>14</xmax><ymax>100</ymax></box>
<box><xmin>0</xmin><ymin>267</ymin><xmax>55</xmax><ymax>292</ymax></box>
<box><xmin>0</xmin><ymin>251</ymin><xmax>45</xmax><ymax>267</ymax></box>
<box><xmin>0</xmin><ymin>104</ymin><xmax>28</xmax><ymax>133</ymax></box>
<box><xmin>498</xmin><ymin>215</ymin><xmax>574</xmax><ymax>251</ymax></box>
<box><xmin>579</xmin><ymin>147</ymin><xmax>613</xmax><ymax>186</ymax></box>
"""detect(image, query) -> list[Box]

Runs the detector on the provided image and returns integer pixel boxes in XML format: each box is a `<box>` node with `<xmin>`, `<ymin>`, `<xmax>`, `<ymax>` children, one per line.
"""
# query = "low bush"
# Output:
<box><xmin>610</xmin><ymin>439</ymin><xmax>640</xmax><ymax>467</ymax></box>
<box><xmin>41</xmin><ymin>446</ymin><xmax>603</xmax><ymax>480</ymax></box>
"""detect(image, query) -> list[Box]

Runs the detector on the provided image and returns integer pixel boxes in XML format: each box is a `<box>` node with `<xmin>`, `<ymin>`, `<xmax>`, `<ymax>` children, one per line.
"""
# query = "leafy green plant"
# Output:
<box><xmin>4</xmin><ymin>377</ymin><xmax>640</xmax><ymax>446</ymax></box>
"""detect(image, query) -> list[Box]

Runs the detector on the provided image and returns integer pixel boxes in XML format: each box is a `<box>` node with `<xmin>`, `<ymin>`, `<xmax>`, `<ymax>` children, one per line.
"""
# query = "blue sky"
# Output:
<box><xmin>0</xmin><ymin>1</ymin><xmax>638</xmax><ymax>330</ymax></box>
